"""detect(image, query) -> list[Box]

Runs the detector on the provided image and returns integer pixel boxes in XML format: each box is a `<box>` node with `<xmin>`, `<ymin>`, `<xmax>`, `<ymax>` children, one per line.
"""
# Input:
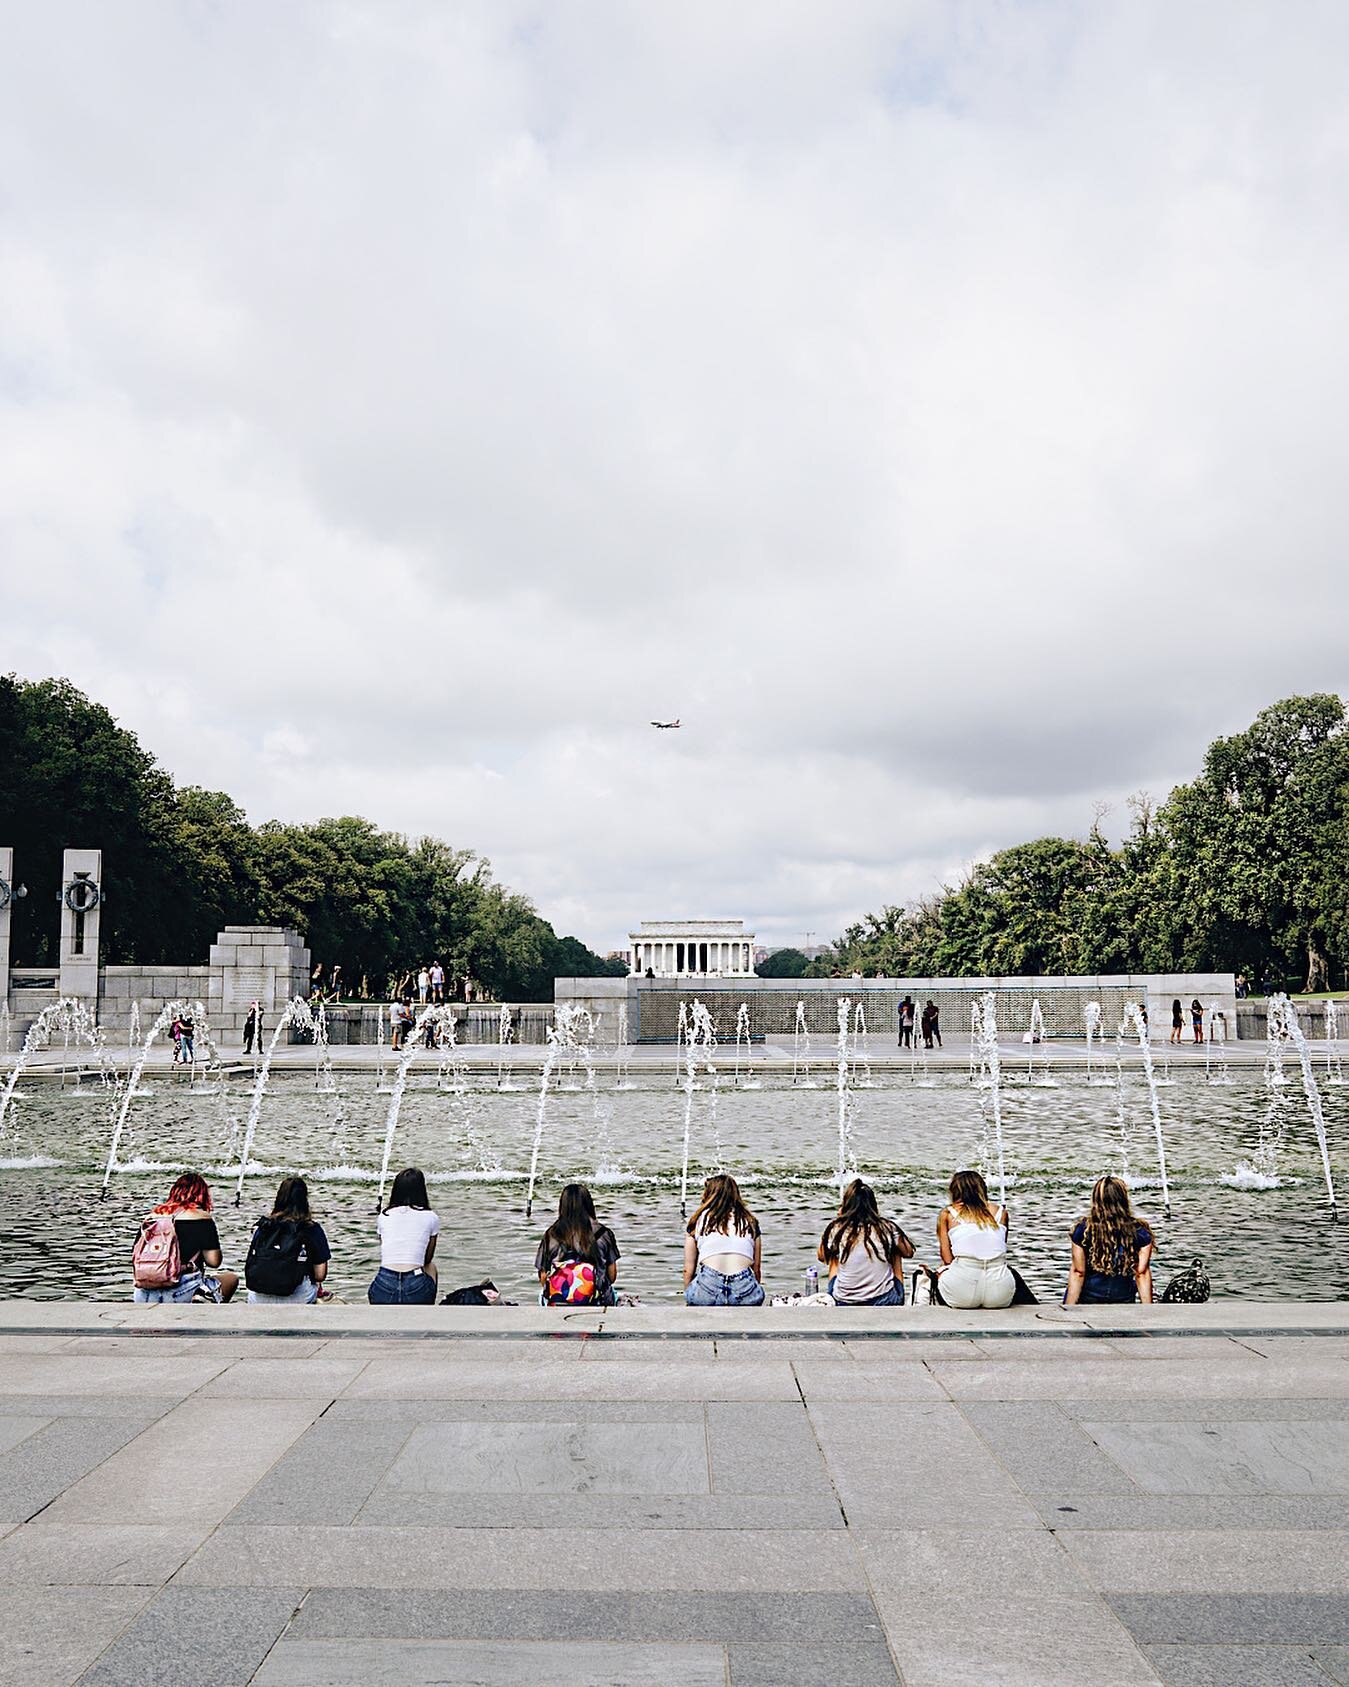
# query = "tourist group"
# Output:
<box><xmin>129</xmin><ymin>1168</ymin><xmax>1177</xmax><ymax>1310</ymax></box>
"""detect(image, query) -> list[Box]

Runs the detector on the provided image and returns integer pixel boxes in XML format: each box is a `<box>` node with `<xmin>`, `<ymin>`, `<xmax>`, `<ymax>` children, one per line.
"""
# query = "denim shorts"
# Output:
<box><xmin>133</xmin><ymin>1270</ymin><xmax>221</xmax><ymax>1304</ymax></box>
<box><xmin>368</xmin><ymin>1266</ymin><xmax>436</xmax><ymax>1305</ymax></box>
<box><xmin>685</xmin><ymin>1265</ymin><xmax>764</xmax><ymax>1307</ymax></box>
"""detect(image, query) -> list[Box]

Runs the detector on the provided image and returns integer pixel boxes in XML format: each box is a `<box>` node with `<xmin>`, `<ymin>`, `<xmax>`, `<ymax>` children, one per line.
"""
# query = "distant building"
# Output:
<box><xmin>628</xmin><ymin>919</ymin><xmax>756</xmax><ymax>978</ymax></box>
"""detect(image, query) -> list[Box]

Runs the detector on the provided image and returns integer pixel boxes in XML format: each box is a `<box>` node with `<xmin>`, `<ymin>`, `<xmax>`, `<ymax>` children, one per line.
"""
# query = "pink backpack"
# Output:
<box><xmin>132</xmin><ymin>1214</ymin><xmax>181</xmax><ymax>1288</ymax></box>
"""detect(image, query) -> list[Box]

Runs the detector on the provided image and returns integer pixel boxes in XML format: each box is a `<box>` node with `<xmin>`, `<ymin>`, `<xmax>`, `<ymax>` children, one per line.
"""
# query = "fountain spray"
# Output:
<box><xmin>374</xmin><ymin>1003</ymin><xmax>447</xmax><ymax>1212</ymax></box>
<box><xmin>970</xmin><ymin>992</ymin><xmax>1007</xmax><ymax>1206</ymax></box>
<box><xmin>1123</xmin><ymin>1001</ymin><xmax>1170</xmax><ymax>1214</ymax></box>
<box><xmin>1269</xmin><ymin>994</ymin><xmax>1338</xmax><ymax>1216</ymax></box>
<box><xmin>233</xmin><ymin>997</ymin><xmax>316</xmax><ymax>1205</ymax></box>
<box><xmin>835</xmin><ymin>997</ymin><xmax>855</xmax><ymax>1193</ymax></box>
<box><xmin>98</xmin><ymin>1000</ymin><xmax>187</xmax><ymax>1197</ymax></box>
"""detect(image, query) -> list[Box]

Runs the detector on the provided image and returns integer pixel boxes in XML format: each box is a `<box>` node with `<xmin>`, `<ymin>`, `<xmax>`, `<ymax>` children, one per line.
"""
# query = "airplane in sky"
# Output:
<box><xmin>650</xmin><ymin>719</ymin><xmax>681</xmax><ymax>730</ymax></box>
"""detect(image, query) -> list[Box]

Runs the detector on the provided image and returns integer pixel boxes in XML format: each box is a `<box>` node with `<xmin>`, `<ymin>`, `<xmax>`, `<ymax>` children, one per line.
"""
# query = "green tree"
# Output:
<box><xmin>758</xmin><ymin>947</ymin><xmax>811</xmax><ymax>978</ymax></box>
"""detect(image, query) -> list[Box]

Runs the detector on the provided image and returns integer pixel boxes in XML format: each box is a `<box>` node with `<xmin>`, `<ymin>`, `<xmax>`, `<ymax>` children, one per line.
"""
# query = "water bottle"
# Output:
<box><xmin>805</xmin><ymin>1265</ymin><xmax>819</xmax><ymax>1296</ymax></box>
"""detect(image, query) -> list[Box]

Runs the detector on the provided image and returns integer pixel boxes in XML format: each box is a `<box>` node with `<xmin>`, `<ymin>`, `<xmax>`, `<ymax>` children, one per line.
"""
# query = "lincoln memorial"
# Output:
<box><xmin>627</xmin><ymin>919</ymin><xmax>756</xmax><ymax>977</ymax></box>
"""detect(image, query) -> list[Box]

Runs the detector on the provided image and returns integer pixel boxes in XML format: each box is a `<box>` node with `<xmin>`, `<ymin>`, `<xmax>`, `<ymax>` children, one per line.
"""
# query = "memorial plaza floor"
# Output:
<box><xmin>0</xmin><ymin>1302</ymin><xmax>1346</xmax><ymax>1685</ymax></box>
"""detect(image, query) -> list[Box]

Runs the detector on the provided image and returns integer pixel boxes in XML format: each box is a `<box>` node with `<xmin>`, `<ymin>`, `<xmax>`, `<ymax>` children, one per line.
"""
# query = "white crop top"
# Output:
<box><xmin>947</xmin><ymin>1205</ymin><xmax>1007</xmax><ymax>1261</ymax></box>
<box><xmin>378</xmin><ymin>1205</ymin><xmax>440</xmax><ymax>1268</ymax></box>
<box><xmin>696</xmin><ymin>1224</ymin><xmax>756</xmax><ymax>1264</ymax></box>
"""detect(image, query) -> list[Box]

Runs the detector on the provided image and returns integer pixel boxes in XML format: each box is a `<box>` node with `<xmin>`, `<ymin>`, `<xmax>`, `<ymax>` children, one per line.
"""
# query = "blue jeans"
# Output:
<box><xmin>827</xmin><ymin>1274</ymin><xmax>905</xmax><ymax>1306</ymax></box>
<box><xmin>368</xmin><ymin>1266</ymin><xmax>436</xmax><ymax>1305</ymax></box>
<box><xmin>685</xmin><ymin>1266</ymin><xmax>764</xmax><ymax>1307</ymax></box>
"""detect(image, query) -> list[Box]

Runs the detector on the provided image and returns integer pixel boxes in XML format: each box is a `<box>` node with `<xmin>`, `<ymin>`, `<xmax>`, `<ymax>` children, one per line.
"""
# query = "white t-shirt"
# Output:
<box><xmin>378</xmin><ymin>1205</ymin><xmax>440</xmax><ymax>1268</ymax></box>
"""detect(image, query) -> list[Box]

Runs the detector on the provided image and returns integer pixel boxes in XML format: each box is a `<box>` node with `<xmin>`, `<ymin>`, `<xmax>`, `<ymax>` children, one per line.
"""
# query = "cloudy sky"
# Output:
<box><xmin>3</xmin><ymin>2</ymin><xmax>1347</xmax><ymax>954</ymax></box>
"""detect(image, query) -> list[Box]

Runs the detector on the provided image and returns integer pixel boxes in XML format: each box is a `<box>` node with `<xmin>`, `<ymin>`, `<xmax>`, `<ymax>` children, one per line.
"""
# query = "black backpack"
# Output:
<box><xmin>245</xmin><ymin>1217</ymin><xmax>309</xmax><ymax>1297</ymax></box>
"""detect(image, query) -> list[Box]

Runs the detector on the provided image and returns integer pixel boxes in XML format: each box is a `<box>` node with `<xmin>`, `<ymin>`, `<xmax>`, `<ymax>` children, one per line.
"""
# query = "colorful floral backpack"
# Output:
<box><xmin>545</xmin><ymin>1256</ymin><xmax>600</xmax><ymax>1305</ymax></box>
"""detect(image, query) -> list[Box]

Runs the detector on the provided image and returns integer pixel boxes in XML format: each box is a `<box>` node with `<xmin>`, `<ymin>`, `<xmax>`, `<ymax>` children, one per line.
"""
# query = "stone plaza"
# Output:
<box><xmin>0</xmin><ymin>1302</ymin><xmax>1347</xmax><ymax>1686</ymax></box>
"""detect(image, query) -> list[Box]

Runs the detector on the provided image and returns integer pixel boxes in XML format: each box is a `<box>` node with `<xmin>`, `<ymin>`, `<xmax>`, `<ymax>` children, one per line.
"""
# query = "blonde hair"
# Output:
<box><xmin>948</xmin><ymin>1168</ymin><xmax>1000</xmax><ymax>1228</ymax></box>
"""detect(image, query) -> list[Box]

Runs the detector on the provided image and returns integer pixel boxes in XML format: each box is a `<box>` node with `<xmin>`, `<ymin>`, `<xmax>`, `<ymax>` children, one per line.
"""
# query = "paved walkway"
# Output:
<box><xmin>0</xmin><ymin>1303</ymin><xmax>1347</xmax><ymax>1685</ymax></box>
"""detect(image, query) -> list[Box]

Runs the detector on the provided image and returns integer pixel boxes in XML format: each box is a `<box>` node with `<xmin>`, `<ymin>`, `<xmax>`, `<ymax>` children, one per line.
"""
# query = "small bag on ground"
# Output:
<box><xmin>1160</xmin><ymin>1256</ymin><xmax>1211</xmax><ymax>1304</ymax></box>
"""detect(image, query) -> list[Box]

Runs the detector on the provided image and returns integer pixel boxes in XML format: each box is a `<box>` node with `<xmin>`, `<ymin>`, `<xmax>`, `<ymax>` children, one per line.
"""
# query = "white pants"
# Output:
<box><xmin>939</xmin><ymin>1255</ymin><xmax>1014</xmax><ymax>1309</ymax></box>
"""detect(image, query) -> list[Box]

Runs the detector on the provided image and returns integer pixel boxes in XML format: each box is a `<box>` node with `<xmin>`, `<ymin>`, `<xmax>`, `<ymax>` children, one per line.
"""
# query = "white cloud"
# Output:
<box><xmin>2</xmin><ymin>0</ymin><xmax>1347</xmax><ymax>950</ymax></box>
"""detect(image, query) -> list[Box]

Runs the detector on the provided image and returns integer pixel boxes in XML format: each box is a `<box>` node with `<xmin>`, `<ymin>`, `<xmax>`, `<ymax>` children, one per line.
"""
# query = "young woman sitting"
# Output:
<box><xmin>818</xmin><ymin>1178</ymin><xmax>914</xmax><ymax>1305</ymax></box>
<box><xmin>683</xmin><ymin>1173</ymin><xmax>764</xmax><ymax>1306</ymax></box>
<box><xmin>935</xmin><ymin>1169</ymin><xmax>1015</xmax><ymax>1309</ymax></box>
<box><xmin>132</xmin><ymin>1172</ymin><xmax>238</xmax><ymax>1303</ymax></box>
<box><xmin>1064</xmin><ymin>1175</ymin><xmax>1155</xmax><ymax>1305</ymax></box>
<box><xmin>534</xmin><ymin>1183</ymin><xmax>620</xmax><ymax>1306</ymax></box>
<box><xmin>245</xmin><ymin>1176</ymin><xmax>331</xmax><ymax>1305</ymax></box>
<box><xmin>368</xmin><ymin>1167</ymin><xmax>439</xmax><ymax>1305</ymax></box>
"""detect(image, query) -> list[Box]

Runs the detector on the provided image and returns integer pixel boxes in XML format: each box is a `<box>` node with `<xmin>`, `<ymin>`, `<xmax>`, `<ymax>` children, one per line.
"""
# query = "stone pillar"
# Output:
<box><xmin>206</xmin><ymin>926</ymin><xmax>312</xmax><ymax>1038</ymax></box>
<box><xmin>0</xmin><ymin>847</ymin><xmax>13</xmax><ymax>1007</ymax></box>
<box><xmin>58</xmin><ymin>847</ymin><xmax>103</xmax><ymax>1006</ymax></box>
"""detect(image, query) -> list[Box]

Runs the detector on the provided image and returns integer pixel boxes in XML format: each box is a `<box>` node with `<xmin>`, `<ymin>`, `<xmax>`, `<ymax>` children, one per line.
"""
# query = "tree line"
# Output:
<box><xmin>763</xmin><ymin>695</ymin><xmax>1349</xmax><ymax>993</ymax></box>
<box><xmin>0</xmin><ymin>676</ymin><xmax>626</xmax><ymax>999</ymax></box>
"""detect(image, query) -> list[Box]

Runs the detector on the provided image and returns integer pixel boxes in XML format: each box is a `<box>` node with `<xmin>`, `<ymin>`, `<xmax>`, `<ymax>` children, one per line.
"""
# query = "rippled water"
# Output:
<box><xmin>1</xmin><ymin>1065</ymin><xmax>1346</xmax><ymax>1302</ymax></box>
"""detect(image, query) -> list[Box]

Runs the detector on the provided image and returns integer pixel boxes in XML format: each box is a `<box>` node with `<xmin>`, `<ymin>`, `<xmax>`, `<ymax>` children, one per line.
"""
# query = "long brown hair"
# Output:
<box><xmin>270</xmin><ymin>1176</ymin><xmax>313</xmax><ymax>1224</ymax></box>
<box><xmin>543</xmin><ymin>1182</ymin><xmax>601</xmax><ymax>1261</ymax></box>
<box><xmin>686</xmin><ymin>1173</ymin><xmax>758</xmax><ymax>1239</ymax></box>
<box><xmin>821</xmin><ymin>1178</ymin><xmax>900</xmax><ymax>1264</ymax></box>
<box><xmin>947</xmin><ymin>1169</ymin><xmax>1000</xmax><ymax>1228</ymax></box>
<box><xmin>1080</xmin><ymin>1176</ymin><xmax>1148</xmax><ymax>1275</ymax></box>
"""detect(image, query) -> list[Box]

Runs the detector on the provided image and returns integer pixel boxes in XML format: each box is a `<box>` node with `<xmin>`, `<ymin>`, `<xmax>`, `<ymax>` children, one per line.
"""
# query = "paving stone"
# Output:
<box><xmin>1063</xmin><ymin>1529</ymin><xmax>1349</xmax><ymax>1593</ymax></box>
<box><xmin>846</xmin><ymin>1338</ymin><xmax>985</xmax><ymax>1361</ymax></box>
<box><xmin>377</xmin><ymin>1420</ymin><xmax>709</xmax><ymax>1495</ymax></box>
<box><xmin>354</xmin><ymin>1489</ymin><xmax>844</xmax><ymax>1528</ymax></box>
<box><xmin>200</xmin><ymin>1358</ymin><xmax>368</xmax><ymax>1398</ymax></box>
<box><xmin>0</xmin><ymin>1334</ymin><xmax>74</xmax><ymax>1353</ymax></box>
<box><xmin>962</xmin><ymin>1401</ymin><xmax>1139</xmax><ymax>1492</ymax></box>
<box><xmin>0</xmin><ymin>1354</ymin><xmax>231</xmax><ymax>1396</ymax></box>
<box><xmin>707</xmin><ymin>1402</ymin><xmax>833</xmax><ymax>1495</ymax></box>
<box><xmin>1109</xmin><ymin>1594</ymin><xmax>1349</xmax><ymax>1645</ymax></box>
<box><xmin>228</xmin><ymin>1421</ymin><xmax>414</xmax><ymax>1525</ymax></box>
<box><xmin>343</xmin><ymin>1356</ymin><xmax>799</xmax><ymax>1401</ymax></box>
<box><xmin>0</xmin><ymin>1394</ymin><xmax>180</xmax><ymax>1420</ymax></box>
<box><xmin>290</xmin><ymin>1587</ymin><xmax>885</xmax><ymax>1642</ymax></box>
<box><xmin>789</xmin><ymin>1358</ymin><xmax>945</xmax><ymax>1401</ymax></box>
<box><xmin>0</xmin><ymin>1585</ymin><xmax>152</xmax><ymax>1687</ymax></box>
<box><xmin>325</xmin><ymin>1397</ymin><xmax>708</xmax><ymax>1424</ymax></box>
<box><xmin>1060</xmin><ymin>1398</ymin><xmax>1349</xmax><ymax>1422</ymax></box>
<box><xmin>0</xmin><ymin>1416</ymin><xmax>154</xmax><ymax>1524</ymax></box>
<box><xmin>932</xmin><ymin>1358</ymin><xmax>1349</xmax><ymax>1401</ymax></box>
<box><xmin>727</xmin><ymin>1639</ymin><xmax>900</xmax><ymax>1684</ymax></box>
<box><xmin>1312</xmin><ymin>1646</ymin><xmax>1349</xmax><ymax>1683</ymax></box>
<box><xmin>61</xmin><ymin>1337</ymin><xmax>329</xmax><ymax>1358</ymax></box>
<box><xmin>1240</xmin><ymin>1338</ymin><xmax>1349</xmax><ymax>1361</ymax></box>
<box><xmin>254</xmin><ymin>1638</ymin><xmax>728</xmax><ymax>1684</ymax></box>
<box><xmin>1035</xmin><ymin>1494</ymin><xmax>1349</xmax><ymax>1530</ymax></box>
<box><xmin>77</xmin><ymin>1585</ymin><xmax>306</xmax><ymax>1686</ymax></box>
<box><xmin>807</xmin><ymin>1402</ymin><xmax>1042</xmax><ymax>1529</ymax></box>
<box><xmin>175</xmin><ymin>1525</ymin><xmax>864</xmax><ymax>1590</ymax></box>
<box><xmin>1144</xmin><ymin>1643</ymin><xmax>1333</xmax><ymax>1684</ymax></box>
<box><xmin>857</xmin><ymin>1528</ymin><xmax>1087</xmax><ymax>1593</ymax></box>
<box><xmin>0</xmin><ymin>1522</ymin><xmax>207</xmax><ymax>1585</ymax></box>
<box><xmin>0</xmin><ymin>1415</ymin><xmax>49</xmax><ymax>1455</ymax></box>
<box><xmin>1081</xmin><ymin>1420</ymin><xmax>1349</xmax><ymax>1495</ymax></box>
<box><xmin>42</xmin><ymin>1397</ymin><xmax>323</xmax><ymax>1528</ymax></box>
<box><xmin>874</xmin><ymin>1590</ymin><xmax>1159</xmax><ymax>1685</ymax></box>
